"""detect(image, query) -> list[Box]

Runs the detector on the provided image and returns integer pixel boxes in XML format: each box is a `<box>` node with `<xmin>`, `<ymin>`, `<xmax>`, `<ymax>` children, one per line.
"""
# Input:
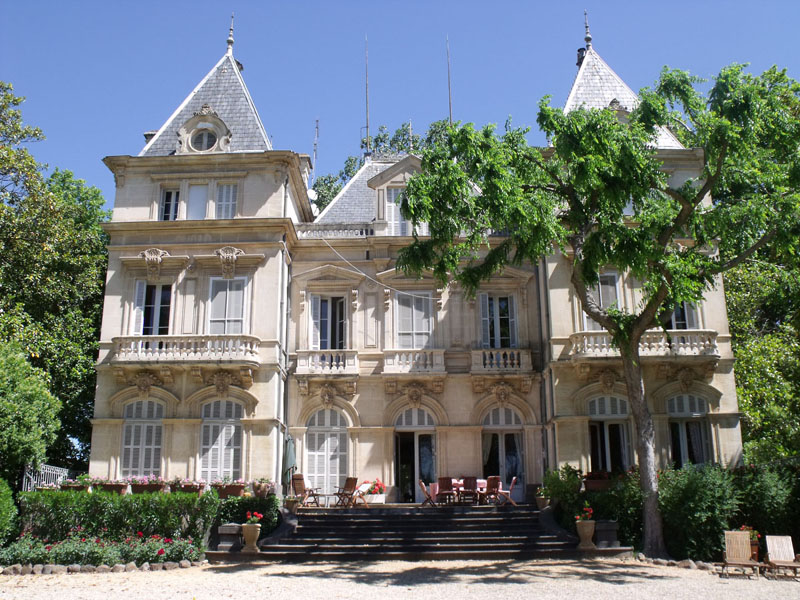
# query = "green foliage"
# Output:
<box><xmin>0</xmin><ymin>342</ymin><xmax>61</xmax><ymax>482</ymax></box>
<box><xmin>18</xmin><ymin>490</ymin><xmax>220</xmax><ymax>543</ymax></box>
<box><xmin>586</xmin><ymin>470</ymin><xmax>644</xmax><ymax>548</ymax></box>
<box><xmin>0</xmin><ymin>479</ymin><xmax>17</xmax><ymax>545</ymax></box>
<box><xmin>216</xmin><ymin>494</ymin><xmax>280</xmax><ymax>535</ymax></box>
<box><xmin>0</xmin><ymin>530</ymin><xmax>201</xmax><ymax>566</ymax></box>
<box><xmin>657</xmin><ymin>466</ymin><xmax>740</xmax><ymax>561</ymax></box>
<box><xmin>0</xmin><ymin>83</ymin><xmax>109</xmax><ymax>470</ymax></box>
<box><xmin>733</xmin><ymin>464</ymin><xmax>794</xmax><ymax>546</ymax></box>
<box><xmin>542</xmin><ymin>465</ymin><xmax>583</xmax><ymax>531</ymax></box>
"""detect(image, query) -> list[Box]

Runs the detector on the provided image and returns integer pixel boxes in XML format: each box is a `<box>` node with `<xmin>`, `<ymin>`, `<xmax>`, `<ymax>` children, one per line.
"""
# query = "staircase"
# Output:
<box><xmin>217</xmin><ymin>505</ymin><xmax>580</xmax><ymax>562</ymax></box>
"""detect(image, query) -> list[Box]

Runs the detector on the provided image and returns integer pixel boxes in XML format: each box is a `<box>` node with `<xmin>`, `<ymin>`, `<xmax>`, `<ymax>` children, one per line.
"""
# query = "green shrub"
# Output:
<box><xmin>543</xmin><ymin>464</ymin><xmax>583</xmax><ymax>532</ymax></box>
<box><xmin>18</xmin><ymin>490</ymin><xmax>219</xmax><ymax>542</ymax></box>
<box><xmin>216</xmin><ymin>494</ymin><xmax>280</xmax><ymax>535</ymax></box>
<box><xmin>585</xmin><ymin>469</ymin><xmax>643</xmax><ymax>548</ymax></box>
<box><xmin>658</xmin><ymin>465</ymin><xmax>740</xmax><ymax>561</ymax></box>
<box><xmin>0</xmin><ymin>530</ymin><xmax>200</xmax><ymax>566</ymax></box>
<box><xmin>734</xmin><ymin>464</ymin><xmax>793</xmax><ymax>544</ymax></box>
<box><xmin>0</xmin><ymin>478</ymin><xmax>17</xmax><ymax>544</ymax></box>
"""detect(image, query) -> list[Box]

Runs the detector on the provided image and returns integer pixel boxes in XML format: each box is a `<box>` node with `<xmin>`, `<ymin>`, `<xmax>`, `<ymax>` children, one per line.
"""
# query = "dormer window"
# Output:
<box><xmin>191</xmin><ymin>129</ymin><xmax>218</xmax><ymax>152</ymax></box>
<box><xmin>177</xmin><ymin>105</ymin><xmax>231</xmax><ymax>154</ymax></box>
<box><xmin>386</xmin><ymin>187</ymin><xmax>428</xmax><ymax>236</ymax></box>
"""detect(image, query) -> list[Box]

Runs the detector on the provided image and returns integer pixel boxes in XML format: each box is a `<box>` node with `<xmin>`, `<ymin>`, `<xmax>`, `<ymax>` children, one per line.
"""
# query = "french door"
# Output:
<box><xmin>395</xmin><ymin>431</ymin><xmax>436</xmax><ymax>503</ymax></box>
<box><xmin>306</xmin><ymin>429</ymin><xmax>347</xmax><ymax>495</ymax></box>
<box><xmin>482</xmin><ymin>431</ymin><xmax>525</xmax><ymax>502</ymax></box>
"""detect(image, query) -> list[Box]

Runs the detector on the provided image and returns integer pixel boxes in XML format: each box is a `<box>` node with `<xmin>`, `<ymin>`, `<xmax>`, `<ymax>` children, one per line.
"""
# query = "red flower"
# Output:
<box><xmin>157</xmin><ymin>548</ymin><xmax>165</xmax><ymax>556</ymax></box>
<box><xmin>81</xmin><ymin>537</ymin><xmax>86</xmax><ymax>542</ymax></box>
<box><xmin>95</xmin><ymin>538</ymin><xmax>101</xmax><ymax>543</ymax></box>
<box><xmin>246</xmin><ymin>511</ymin><xmax>252</xmax><ymax>520</ymax></box>
<box><xmin>137</xmin><ymin>531</ymin><xmax>143</xmax><ymax>537</ymax></box>
<box><xmin>164</xmin><ymin>538</ymin><xmax>173</xmax><ymax>544</ymax></box>
<box><xmin>45</xmin><ymin>545</ymin><xmax>52</xmax><ymax>551</ymax></box>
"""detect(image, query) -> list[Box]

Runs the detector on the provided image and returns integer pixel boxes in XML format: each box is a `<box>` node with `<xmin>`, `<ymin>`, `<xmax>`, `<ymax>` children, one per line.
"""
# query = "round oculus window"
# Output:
<box><xmin>191</xmin><ymin>129</ymin><xmax>217</xmax><ymax>151</ymax></box>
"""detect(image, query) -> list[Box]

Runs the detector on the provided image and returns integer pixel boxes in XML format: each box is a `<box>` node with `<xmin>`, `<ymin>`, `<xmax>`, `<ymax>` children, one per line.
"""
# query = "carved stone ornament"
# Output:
<box><xmin>430</xmin><ymin>378</ymin><xmax>444</xmax><ymax>395</ymax></box>
<box><xmin>194</xmin><ymin>103</ymin><xmax>218</xmax><ymax>117</ymax></box>
<box><xmin>159</xmin><ymin>366</ymin><xmax>174</xmax><ymax>386</ymax></box>
<box><xmin>435</xmin><ymin>288</ymin><xmax>444</xmax><ymax>310</ymax></box>
<box><xmin>139</xmin><ymin>248</ymin><xmax>170</xmax><ymax>282</ymax></box>
<box><xmin>491</xmin><ymin>382</ymin><xmax>513</xmax><ymax>407</ymax></box>
<box><xmin>345</xmin><ymin>380</ymin><xmax>357</xmax><ymax>396</ymax></box>
<box><xmin>471</xmin><ymin>376</ymin><xmax>486</xmax><ymax>394</ymax></box>
<box><xmin>190</xmin><ymin>367</ymin><xmax>203</xmax><ymax>383</ymax></box>
<box><xmin>215</xmin><ymin>246</ymin><xmax>245</xmax><ymax>279</ymax></box>
<box><xmin>130</xmin><ymin>371</ymin><xmax>162</xmax><ymax>397</ymax></box>
<box><xmin>207</xmin><ymin>370</ymin><xmax>240</xmax><ymax>398</ymax></box>
<box><xmin>298</xmin><ymin>378</ymin><xmax>309</xmax><ymax>397</ymax></box>
<box><xmin>384</xmin><ymin>288</ymin><xmax>392</xmax><ymax>311</ymax></box>
<box><xmin>598</xmin><ymin>368</ymin><xmax>617</xmax><ymax>393</ymax></box>
<box><xmin>351</xmin><ymin>289</ymin><xmax>359</xmax><ymax>312</ymax></box>
<box><xmin>678</xmin><ymin>367</ymin><xmax>695</xmax><ymax>393</ymax></box>
<box><xmin>319</xmin><ymin>384</ymin><xmax>337</xmax><ymax>409</ymax></box>
<box><xmin>405</xmin><ymin>383</ymin><xmax>425</xmax><ymax>409</ymax></box>
<box><xmin>239</xmin><ymin>367</ymin><xmax>254</xmax><ymax>388</ymax></box>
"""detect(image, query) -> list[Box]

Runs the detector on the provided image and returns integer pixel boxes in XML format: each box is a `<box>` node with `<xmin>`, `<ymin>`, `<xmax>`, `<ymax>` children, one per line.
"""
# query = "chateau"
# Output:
<box><xmin>88</xmin><ymin>26</ymin><xmax>743</xmax><ymax>503</ymax></box>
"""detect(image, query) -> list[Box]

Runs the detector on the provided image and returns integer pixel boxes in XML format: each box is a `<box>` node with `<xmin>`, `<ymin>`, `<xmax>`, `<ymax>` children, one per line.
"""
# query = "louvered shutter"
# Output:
<box><xmin>310</xmin><ymin>294</ymin><xmax>321</xmax><ymax>349</ymax></box>
<box><xmin>480</xmin><ymin>293</ymin><xmax>491</xmax><ymax>348</ymax></box>
<box><xmin>508</xmin><ymin>296</ymin><xmax>517</xmax><ymax>348</ymax></box>
<box><xmin>133</xmin><ymin>280</ymin><xmax>147</xmax><ymax>334</ymax></box>
<box><xmin>685</xmin><ymin>303</ymin><xmax>698</xmax><ymax>329</ymax></box>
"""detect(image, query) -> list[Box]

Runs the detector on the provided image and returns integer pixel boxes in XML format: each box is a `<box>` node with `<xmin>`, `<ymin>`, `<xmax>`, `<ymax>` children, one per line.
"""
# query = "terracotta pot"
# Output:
<box><xmin>97</xmin><ymin>482</ymin><xmax>128</xmax><ymax>495</ymax></box>
<box><xmin>284</xmin><ymin>499</ymin><xmax>300</xmax><ymax>514</ymax></box>
<box><xmin>241</xmin><ymin>523</ymin><xmax>261</xmax><ymax>553</ymax></box>
<box><xmin>576</xmin><ymin>519</ymin><xmax>596</xmax><ymax>550</ymax></box>
<box><xmin>583</xmin><ymin>479</ymin><xmax>612</xmax><ymax>492</ymax></box>
<box><xmin>535</xmin><ymin>497</ymin><xmax>550</xmax><ymax>510</ymax></box>
<box><xmin>750</xmin><ymin>540</ymin><xmax>759</xmax><ymax>562</ymax></box>
<box><xmin>59</xmin><ymin>484</ymin><xmax>89</xmax><ymax>492</ymax></box>
<box><xmin>213</xmin><ymin>483</ymin><xmax>246</xmax><ymax>499</ymax></box>
<box><xmin>253</xmin><ymin>482</ymin><xmax>274</xmax><ymax>498</ymax></box>
<box><xmin>174</xmin><ymin>484</ymin><xmax>203</xmax><ymax>496</ymax></box>
<box><xmin>130</xmin><ymin>483</ymin><xmax>166</xmax><ymax>494</ymax></box>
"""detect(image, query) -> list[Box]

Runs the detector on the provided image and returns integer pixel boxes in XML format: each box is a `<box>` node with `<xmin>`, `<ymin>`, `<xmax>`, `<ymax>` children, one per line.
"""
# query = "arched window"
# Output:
<box><xmin>306</xmin><ymin>409</ymin><xmax>348</xmax><ymax>495</ymax></box>
<box><xmin>483</xmin><ymin>407</ymin><xmax>523</xmax><ymax>428</ymax></box>
<box><xmin>395</xmin><ymin>407</ymin><xmax>436</xmax><ymax>429</ymax></box>
<box><xmin>201</xmin><ymin>400</ymin><xmax>243</xmax><ymax>481</ymax></box>
<box><xmin>587</xmin><ymin>396</ymin><xmax>631</xmax><ymax>473</ymax></box>
<box><xmin>121</xmin><ymin>400</ymin><xmax>164</xmax><ymax>477</ymax></box>
<box><xmin>668</xmin><ymin>394</ymin><xmax>711</xmax><ymax>467</ymax></box>
<box><xmin>481</xmin><ymin>406</ymin><xmax>524</xmax><ymax>500</ymax></box>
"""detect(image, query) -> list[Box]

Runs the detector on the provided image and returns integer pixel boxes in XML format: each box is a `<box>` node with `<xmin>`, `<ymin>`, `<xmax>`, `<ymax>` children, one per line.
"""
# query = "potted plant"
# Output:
<box><xmin>128</xmin><ymin>475</ymin><xmax>166</xmax><ymax>494</ymax></box>
<box><xmin>92</xmin><ymin>476</ymin><xmax>128</xmax><ymax>494</ymax></box>
<box><xmin>211</xmin><ymin>477</ymin><xmax>246</xmax><ymax>499</ymax></box>
<box><xmin>535</xmin><ymin>486</ymin><xmax>550</xmax><ymax>510</ymax></box>
<box><xmin>740</xmin><ymin>525</ymin><xmax>761</xmax><ymax>561</ymax></box>
<box><xmin>240</xmin><ymin>511</ymin><xmax>263</xmax><ymax>553</ymax></box>
<box><xmin>60</xmin><ymin>474</ymin><xmax>92</xmax><ymax>491</ymax></box>
<box><xmin>171</xmin><ymin>478</ymin><xmax>205</xmax><ymax>495</ymax></box>
<box><xmin>284</xmin><ymin>495</ymin><xmax>300</xmax><ymax>514</ymax></box>
<box><xmin>252</xmin><ymin>478</ymin><xmax>276</xmax><ymax>498</ymax></box>
<box><xmin>583</xmin><ymin>470</ymin><xmax>612</xmax><ymax>491</ymax></box>
<box><xmin>575</xmin><ymin>501</ymin><xmax>596</xmax><ymax>550</ymax></box>
<box><xmin>363</xmin><ymin>478</ymin><xmax>387</xmax><ymax>504</ymax></box>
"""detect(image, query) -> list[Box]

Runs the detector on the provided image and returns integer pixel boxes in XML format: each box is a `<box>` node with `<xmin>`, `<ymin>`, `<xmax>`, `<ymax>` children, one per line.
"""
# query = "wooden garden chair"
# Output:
<box><xmin>765</xmin><ymin>535</ymin><xmax>800</xmax><ymax>578</ymax></box>
<box><xmin>479</xmin><ymin>476</ymin><xmax>501</xmax><ymax>505</ymax></box>
<box><xmin>333</xmin><ymin>476</ymin><xmax>358</xmax><ymax>507</ymax></box>
<box><xmin>419</xmin><ymin>480</ymin><xmax>437</xmax><ymax>507</ymax></box>
<box><xmin>496</xmin><ymin>476</ymin><xmax>518</xmax><ymax>506</ymax></box>
<box><xmin>291</xmin><ymin>473</ymin><xmax>320</xmax><ymax>507</ymax></box>
<box><xmin>436</xmin><ymin>477</ymin><xmax>457</xmax><ymax>505</ymax></box>
<box><xmin>349</xmin><ymin>482</ymin><xmax>372</xmax><ymax>508</ymax></box>
<box><xmin>721</xmin><ymin>530</ymin><xmax>761</xmax><ymax>579</ymax></box>
<box><xmin>458</xmin><ymin>476</ymin><xmax>480</xmax><ymax>505</ymax></box>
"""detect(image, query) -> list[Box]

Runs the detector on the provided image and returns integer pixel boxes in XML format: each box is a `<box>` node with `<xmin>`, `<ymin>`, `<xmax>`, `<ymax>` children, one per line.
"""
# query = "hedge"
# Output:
<box><xmin>0</xmin><ymin>479</ymin><xmax>16</xmax><ymax>545</ymax></box>
<box><xmin>216</xmin><ymin>494</ymin><xmax>281</xmax><ymax>535</ymax></box>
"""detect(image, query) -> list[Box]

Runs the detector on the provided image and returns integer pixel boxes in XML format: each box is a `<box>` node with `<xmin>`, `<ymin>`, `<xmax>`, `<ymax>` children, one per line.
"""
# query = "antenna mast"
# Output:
<box><xmin>446</xmin><ymin>36</ymin><xmax>453</xmax><ymax>125</ymax></box>
<box><xmin>311</xmin><ymin>119</ymin><xmax>319</xmax><ymax>185</ymax></box>
<box><xmin>365</xmin><ymin>36</ymin><xmax>371</xmax><ymax>156</ymax></box>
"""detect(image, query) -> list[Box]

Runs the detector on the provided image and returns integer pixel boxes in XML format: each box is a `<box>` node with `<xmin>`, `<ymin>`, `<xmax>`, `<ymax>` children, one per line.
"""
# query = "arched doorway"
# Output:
<box><xmin>305</xmin><ymin>408</ymin><xmax>348</xmax><ymax>495</ymax></box>
<box><xmin>394</xmin><ymin>407</ymin><xmax>436</xmax><ymax>503</ymax></box>
<box><xmin>482</xmin><ymin>406</ymin><xmax>525</xmax><ymax>503</ymax></box>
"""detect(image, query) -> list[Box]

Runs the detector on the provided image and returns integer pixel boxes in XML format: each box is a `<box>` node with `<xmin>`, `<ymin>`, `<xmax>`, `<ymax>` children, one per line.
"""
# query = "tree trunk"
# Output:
<box><xmin>621</xmin><ymin>343</ymin><xmax>669</xmax><ymax>558</ymax></box>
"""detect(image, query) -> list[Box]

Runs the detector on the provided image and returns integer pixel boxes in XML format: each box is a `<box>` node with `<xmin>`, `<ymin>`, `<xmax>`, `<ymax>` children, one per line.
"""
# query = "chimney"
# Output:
<box><xmin>576</xmin><ymin>47</ymin><xmax>586</xmax><ymax>68</ymax></box>
<box><xmin>143</xmin><ymin>130</ymin><xmax>157</xmax><ymax>143</ymax></box>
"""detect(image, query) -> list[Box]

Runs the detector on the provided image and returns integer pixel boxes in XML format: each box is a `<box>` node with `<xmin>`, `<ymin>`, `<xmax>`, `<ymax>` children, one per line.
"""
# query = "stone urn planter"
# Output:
<box><xmin>576</xmin><ymin>520</ymin><xmax>596</xmax><ymax>551</ymax></box>
<box><xmin>364</xmin><ymin>494</ymin><xmax>386</xmax><ymax>504</ymax></box>
<box><xmin>284</xmin><ymin>498</ymin><xmax>300</xmax><ymax>514</ymax></box>
<box><xmin>130</xmin><ymin>483</ymin><xmax>166</xmax><ymax>494</ymax></box>
<box><xmin>535</xmin><ymin>496</ymin><xmax>550</xmax><ymax>510</ymax></box>
<box><xmin>253</xmin><ymin>481</ymin><xmax>275</xmax><ymax>498</ymax></box>
<box><xmin>241</xmin><ymin>523</ymin><xmax>261</xmax><ymax>553</ymax></box>
<box><xmin>212</xmin><ymin>483</ymin><xmax>246</xmax><ymax>499</ymax></box>
<box><xmin>97</xmin><ymin>482</ymin><xmax>128</xmax><ymax>495</ymax></box>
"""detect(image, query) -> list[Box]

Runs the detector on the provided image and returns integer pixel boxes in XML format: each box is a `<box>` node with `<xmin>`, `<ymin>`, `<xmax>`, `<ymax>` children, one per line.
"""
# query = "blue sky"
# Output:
<box><xmin>3</xmin><ymin>0</ymin><xmax>799</xmax><ymax>208</ymax></box>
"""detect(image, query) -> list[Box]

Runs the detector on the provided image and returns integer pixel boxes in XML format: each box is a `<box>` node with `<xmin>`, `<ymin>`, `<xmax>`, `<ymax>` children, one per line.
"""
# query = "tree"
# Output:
<box><xmin>0</xmin><ymin>342</ymin><xmax>61</xmax><ymax>485</ymax></box>
<box><xmin>0</xmin><ymin>82</ymin><xmax>109</xmax><ymax>470</ymax></box>
<box><xmin>398</xmin><ymin>65</ymin><xmax>800</xmax><ymax>557</ymax></box>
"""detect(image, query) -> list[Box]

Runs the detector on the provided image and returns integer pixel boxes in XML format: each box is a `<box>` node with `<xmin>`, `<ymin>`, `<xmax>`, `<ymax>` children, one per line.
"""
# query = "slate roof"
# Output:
<box><xmin>315</xmin><ymin>157</ymin><xmax>399</xmax><ymax>224</ymax></box>
<box><xmin>564</xmin><ymin>47</ymin><xmax>683</xmax><ymax>149</ymax></box>
<box><xmin>139</xmin><ymin>52</ymin><xmax>272</xmax><ymax>156</ymax></box>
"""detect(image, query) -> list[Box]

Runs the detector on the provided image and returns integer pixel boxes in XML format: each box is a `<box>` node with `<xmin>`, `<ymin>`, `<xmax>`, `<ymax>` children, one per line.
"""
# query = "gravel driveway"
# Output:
<box><xmin>1</xmin><ymin>558</ymin><xmax>797</xmax><ymax>599</ymax></box>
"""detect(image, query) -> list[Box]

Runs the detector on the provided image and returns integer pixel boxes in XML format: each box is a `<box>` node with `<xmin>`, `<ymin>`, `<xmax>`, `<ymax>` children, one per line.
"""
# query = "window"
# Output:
<box><xmin>585</xmin><ymin>273</ymin><xmax>619</xmax><ymax>330</ymax></box>
<box><xmin>200</xmin><ymin>400</ymin><xmax>243</xmax><ymax>481</ymax></box>
<box><xmin>310</xmin><ymin>295</ymin><xmax>346</xmax><ymax>349</ymax></box>
<box><xmin>121</xmin><ymin>400</ymin><xmax>163</xmax><ymax>478</ymax></box>
<box><xmin>386</xmin><ymin>188</ymin><xmax>428</xmax><ymax>236</ymax></box>
<box><xmin>209</xmin><ymin>278</ymin><xmax>246</xmax><ymax>334</ymax></box>
<box><xmin>306</xmin><ymin>409</ymin><xmax>348</xmax><ymax>495</ymax></box>
<box><xmin>482</xmin><ymin>407</ymin><xmax>524</xmax><ymax>495</ymax></box>
<box><xmin>191</xmin><ymin>129</ymin><xmax>217</xmax><ymax>151</ymax></box>
<box><xmin>668</xmin><ymin>394</ymin><xmax>711</xmax><ymax>467</ymax></box>
<box><xmin>588</xmin><ymin>396</ymin><xmax>631</xmax><ymax>473</ymax></box>
<box><xmin>160</xmin><ymin>189</ymin><xmax>179</xmax><ymax>221</ymax></box>
<box><xmin>396</xmin><ymin>292</ymin><xmax>432</xmax><ymax>349</ymax></box>
<box><xmin>395</xmin><ymin>408</ymin><xmax>436</xmax><ymax>429</ymax></box>
<box><xmin>216</xmin><ymin>184</ymin><xmax>237</xmax><ymax>219</ymax></box>
<box><xmin>187</xmin><ymin>184</ymin><xmax>208</xmax><ymax>220</ymax></box>
<box><xmin>132</xmin><ymin>281</ymin><xmax>171</xmax><ymax>335</ymax></box>
<box><xmin>480</xmin><ymin>294</ymin><xmax>517</xmax><ymax>348</ymax></box>
<box><xmin>670</xmin><ymin>301</ymin><xmax>698</xmax><ymax>330</ymax></box>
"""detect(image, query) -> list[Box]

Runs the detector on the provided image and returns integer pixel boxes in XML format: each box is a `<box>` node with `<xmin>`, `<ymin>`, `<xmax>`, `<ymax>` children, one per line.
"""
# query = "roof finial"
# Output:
<box><xmin>584</xmin><ymin>9</ymin><xmax>592</xmax><ymax>49</ymax></box>
<box><xmin>226</xmin><ymin>13</ymin><xmax>235</xmax><ymax>55</ymax></box>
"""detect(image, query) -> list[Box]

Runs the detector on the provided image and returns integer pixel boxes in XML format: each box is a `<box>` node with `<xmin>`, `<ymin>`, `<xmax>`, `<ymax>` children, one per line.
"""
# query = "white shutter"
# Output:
<box><xmin>509</xmin><ymin>295</ymin><xmax>518</xmax><ymax>348</ymax></box>
<box><xmin>133</xmin><ymin>280</ymin><xmax>147</xmax><ymax>334</ymax></box>
<box><xmin>227</xmin><ymin>280</ymin><xmax>244</xmax><ymax>334</ymax></box>
<box><xmin>209</xmin><ymin>280</ymin><xmax>226</xmax><ymax>334</ymax></box>
<box><xmin>480</xmin><ymin>293</ymin><xmax>491</xmax><ymax>348</ymax></box>
<box><xmin>600</xmin><ymin>274</ymin><xmax>618</xmax><ymax>308</ymax></box>
<box><xmin>686</xmin><ymin>303</ymin><xmax>698</xmax><ymax>329</ymax></box>
<box><xmin>187</xmin><ymin>184</ymin><xmax>208</xmax><ymax>220</ymax></box>
<box><xmin>310</xmin><ymin>294</ymin><xmax>321</xmax><ymax>350</ymax></box>
<box><xmin>397</xmin><ymin>295</ymin><xmax>413</xmax><ymax>348</ymax></box>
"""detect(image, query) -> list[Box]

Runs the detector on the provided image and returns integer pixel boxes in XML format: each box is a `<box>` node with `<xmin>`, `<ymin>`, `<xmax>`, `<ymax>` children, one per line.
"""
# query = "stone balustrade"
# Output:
<box><xmin>471</xmin><ymin>348</ymin><xmax>533</xmax><ymax>372</ymax></box>
<box><xmin>295</xmin><ymin>349</ymin><xmax>359</xmax><ymax>375</ymax></box>
<box><xmin>569</xmin><ymin>329</ymin><xmax>719</xmax><ymax>359</ymax></box>
<box><xmin>383</xmin><ymin>349</ymin><xmax>446</xmax><ymax>373</ymax></box>
<box><xmin>111</xmin><ymin>335</ymin><xmax>262</xmax><ymax>363</ymax></box>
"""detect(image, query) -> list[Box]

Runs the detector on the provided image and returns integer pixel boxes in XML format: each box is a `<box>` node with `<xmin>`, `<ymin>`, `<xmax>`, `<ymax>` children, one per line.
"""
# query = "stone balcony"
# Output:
<box><xmin>470</xmin><ymin>348</ymin><xmax>533</xmax><ymax>374</ymax></box>
<box><xmin>383</xmin><ymin>349</ymin><xmax>446</xmax><ymax>374</ymax></box>
<box><xmin>110</xmin><ymin>335</ymin><xmax>262</xmax><ymax>366</ymax></box>
<box><xmin>295</xmin><ymin>349</ymin><xmax>359</xmax><ymax>375</ymax></box>
<box><xmin>569</xmin><ymin>329</ymin><xmax>720</xmax><ymax>361</ymax></box>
